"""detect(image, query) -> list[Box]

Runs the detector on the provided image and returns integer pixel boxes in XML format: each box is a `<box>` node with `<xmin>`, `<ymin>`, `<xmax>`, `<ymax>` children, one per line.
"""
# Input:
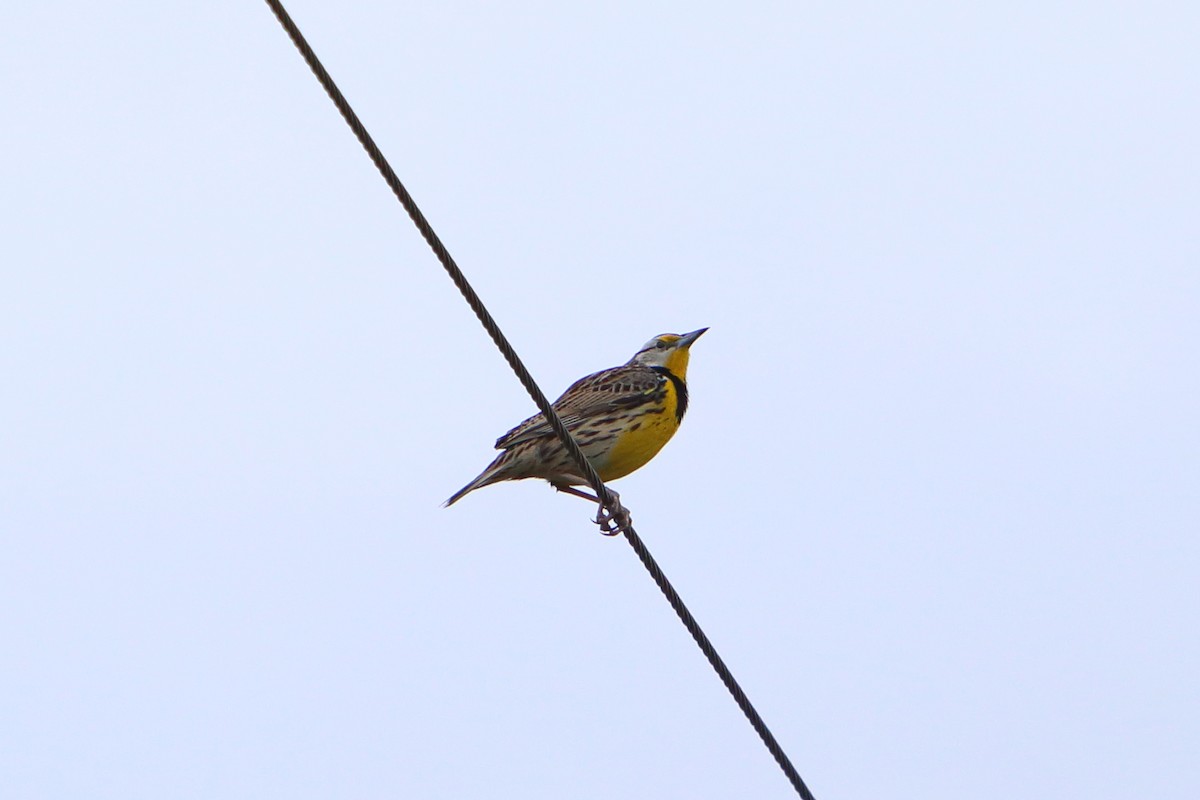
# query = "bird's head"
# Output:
<box><xmin>627</xmin><ymin>328</ymin><xmax>708</xmax><ymax>377</ymax></box>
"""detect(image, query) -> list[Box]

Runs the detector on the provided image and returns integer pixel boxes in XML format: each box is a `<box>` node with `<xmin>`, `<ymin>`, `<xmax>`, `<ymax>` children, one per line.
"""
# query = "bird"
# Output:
<box><xmin>445</xmin><ymin>328</ymin><xmax>707</xmax><ymax>533</ymax></box>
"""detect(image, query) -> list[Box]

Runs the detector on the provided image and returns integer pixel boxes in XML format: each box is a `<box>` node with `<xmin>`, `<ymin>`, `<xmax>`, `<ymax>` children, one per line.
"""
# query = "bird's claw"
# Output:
<box><xmin>594</xmin><ymin>500</ymin><xmax>631</xmax><ymax>536</ymax></box>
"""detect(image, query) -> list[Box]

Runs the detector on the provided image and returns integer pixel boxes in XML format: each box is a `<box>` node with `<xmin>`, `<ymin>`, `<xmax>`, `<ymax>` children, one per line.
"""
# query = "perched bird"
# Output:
<box><xmin>445</xmin><ymin>328</ymin><xmax>707</xmax><ymax>532</ymax></box>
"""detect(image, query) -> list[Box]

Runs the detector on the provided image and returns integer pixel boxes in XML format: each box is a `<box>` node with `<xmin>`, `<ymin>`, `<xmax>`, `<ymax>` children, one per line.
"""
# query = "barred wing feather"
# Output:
<box><xmin>493</xmin><ymin>367</ymin><xmax>664</xmax><ymax>450</ymax></box>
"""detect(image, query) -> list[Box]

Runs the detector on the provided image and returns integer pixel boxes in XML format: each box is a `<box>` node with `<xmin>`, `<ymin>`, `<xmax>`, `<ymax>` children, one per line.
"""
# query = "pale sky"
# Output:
<box><xmin>3</xmin><ymin>3</ymin><xmax>1197</xmax><ymax>798</ymax></box>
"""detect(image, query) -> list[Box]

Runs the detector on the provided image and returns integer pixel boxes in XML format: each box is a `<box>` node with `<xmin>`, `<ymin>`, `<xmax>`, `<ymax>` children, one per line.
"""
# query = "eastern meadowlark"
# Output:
<box><xmin>445</xmin><ymin>328</ymin><xmax>707</xmax><ymax>533</ymax></box>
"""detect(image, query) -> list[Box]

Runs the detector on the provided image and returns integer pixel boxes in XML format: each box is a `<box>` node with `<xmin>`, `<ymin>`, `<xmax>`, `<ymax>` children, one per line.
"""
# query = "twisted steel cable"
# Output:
<box><xmin>263</xmin><ymin>3</ymin><xmax>816</xmax><ymax>796</ymax></box>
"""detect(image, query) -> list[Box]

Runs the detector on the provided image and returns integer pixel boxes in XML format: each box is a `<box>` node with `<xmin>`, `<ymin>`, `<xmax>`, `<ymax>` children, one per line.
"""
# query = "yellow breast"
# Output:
<box><xmin>595</xmin><ymin>378</ymin><xmax>681</xmax><ymax>481</ymax></box>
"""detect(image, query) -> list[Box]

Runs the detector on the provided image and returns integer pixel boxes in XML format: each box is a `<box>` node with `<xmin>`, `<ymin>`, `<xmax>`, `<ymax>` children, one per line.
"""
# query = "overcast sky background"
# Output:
<box><xmin>3</xmin><ymin>3</ymin><xmax>1197</xmax><ymax>798</ymax></box>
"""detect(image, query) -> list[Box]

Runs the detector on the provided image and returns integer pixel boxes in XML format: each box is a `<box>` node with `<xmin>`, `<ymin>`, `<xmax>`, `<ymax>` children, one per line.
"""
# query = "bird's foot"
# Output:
<box><xmin>594</xmin><ymin>493</ymin><xmax>631</xmax><ymax>536</ymax></box>
<box><xmin>551</xmin><ymin>482</ymin><xmax>630</xmax><ymax>536</ymax></box>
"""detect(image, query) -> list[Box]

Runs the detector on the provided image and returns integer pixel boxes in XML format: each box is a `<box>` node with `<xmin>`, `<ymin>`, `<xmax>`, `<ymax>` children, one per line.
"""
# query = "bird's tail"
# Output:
<box><xmin>443</xmin><ymin>453</ymin><xmax>510</xmax><ymax>507</ymax></box>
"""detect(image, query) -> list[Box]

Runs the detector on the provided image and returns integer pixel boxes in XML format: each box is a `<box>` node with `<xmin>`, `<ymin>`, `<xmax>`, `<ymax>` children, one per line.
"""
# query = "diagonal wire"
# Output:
<box><xmin>262</xmin><ymin>2</ymin><xmax>816</xmax><ymax>797</ymax></box>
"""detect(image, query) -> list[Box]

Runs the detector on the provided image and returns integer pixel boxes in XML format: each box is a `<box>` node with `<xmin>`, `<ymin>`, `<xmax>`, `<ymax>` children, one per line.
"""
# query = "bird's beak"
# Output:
<box><xmin>677</xmin><ymin>327</ymin><xmax>708</xmax><ymax>348</ymax></box>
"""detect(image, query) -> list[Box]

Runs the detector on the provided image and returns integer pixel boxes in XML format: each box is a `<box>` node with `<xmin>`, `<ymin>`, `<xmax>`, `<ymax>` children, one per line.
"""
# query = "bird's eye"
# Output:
<box><xmin>655</xmin><ymin>341</ymin><xmax>668</xmax><ymax>350</ymax></box>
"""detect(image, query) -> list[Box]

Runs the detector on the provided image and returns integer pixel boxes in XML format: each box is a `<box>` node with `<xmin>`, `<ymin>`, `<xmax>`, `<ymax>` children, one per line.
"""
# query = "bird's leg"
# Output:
<box><xmin>551</xmin><ymin>483</ymin><xmax>601</xmax><ymax>503</ymax></box>
<box><xmin>551</xmin><ymin>483</ymin><xmax>632</xmax><ymax>536</ymax></box>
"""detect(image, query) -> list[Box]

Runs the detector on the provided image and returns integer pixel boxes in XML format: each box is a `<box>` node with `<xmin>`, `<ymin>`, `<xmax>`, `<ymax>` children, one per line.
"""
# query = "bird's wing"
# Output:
<box><xmin>494</xmin><ymin>366</ymin><xmax>664</xmax><ymax>449</ymax></box>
